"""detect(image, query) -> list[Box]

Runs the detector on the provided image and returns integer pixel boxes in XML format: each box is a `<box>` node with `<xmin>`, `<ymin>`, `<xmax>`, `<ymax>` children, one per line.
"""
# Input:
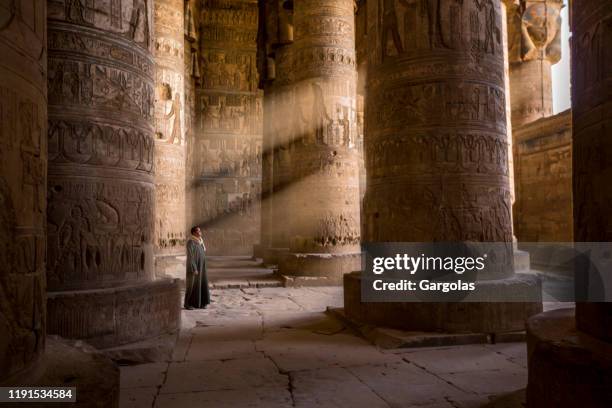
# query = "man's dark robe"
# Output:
<box><xmin>185</xmin><ymin>238</ymin><xmax>210</xmax><ymax>308</ymax></box>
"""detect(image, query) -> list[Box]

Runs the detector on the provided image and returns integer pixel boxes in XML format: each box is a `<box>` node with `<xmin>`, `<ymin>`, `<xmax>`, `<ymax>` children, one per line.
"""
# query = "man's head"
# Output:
<box><xmin>191</xmin><ymin>226</ymin><xmax>202</xmax><ymax>238</ymax></box>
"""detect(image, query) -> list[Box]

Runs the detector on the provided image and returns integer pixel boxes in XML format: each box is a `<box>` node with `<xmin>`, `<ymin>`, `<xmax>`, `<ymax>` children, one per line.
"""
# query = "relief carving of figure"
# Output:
<box><xmin>129</xmin><ymin>0</ymin><xmax>150</xmax><ymax>47</ymax></box>
<box><xmin>65</xmin><ymin>0</ymin><xmax>86</xmax><ymax>23</ymax></box>
<box><xmin>382</xmin><ymin>0</ymin><xmax>411</xmax><ymax>58</ymax></box>
<box><xmin>311</xmin><ymin>83</ymin><xmax>332</xmax><ymax>145</ymax></box>
<box><xmin>164</xmin><ymin>92</ymin><xmax>182</xmax><ymax>144</ymax></box>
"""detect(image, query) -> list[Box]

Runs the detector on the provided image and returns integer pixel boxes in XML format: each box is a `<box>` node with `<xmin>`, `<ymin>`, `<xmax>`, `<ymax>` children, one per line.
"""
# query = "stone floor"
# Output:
<box><xmin>118</xmin><ymin>286</ymin><xmax>542</xmax><ymax>408</ymax></box>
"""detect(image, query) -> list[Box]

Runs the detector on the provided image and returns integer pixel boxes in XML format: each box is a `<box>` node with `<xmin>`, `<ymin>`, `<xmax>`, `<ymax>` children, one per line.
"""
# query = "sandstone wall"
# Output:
<box><xmin>514</xmin><ymin>110</ymin><xmax>572</xmax><ymax>242</ymax></box>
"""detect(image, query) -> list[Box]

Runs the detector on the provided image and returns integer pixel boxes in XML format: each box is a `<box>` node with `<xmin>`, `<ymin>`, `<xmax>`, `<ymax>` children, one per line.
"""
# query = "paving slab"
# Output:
<box><xmin>155</xmin><ymin>386</ymin><xmax>293</xmax><ymax>408</ymax></box>
<box><xmin>290</xmin><ymin>367</ymin><xmax>389</xmax><ymax>408</ymax></box>
<box><xmin>347</xmin><ymin>362</ymin><xmax>469</xmax><ymax>407</ymax></box>
<box><xmin>171</xmin><ymin>331</ymin><xmax>192</xmax><ymax>362</ymax></box>
<box><xmin>186</xmin><ymin>338</ymin><xmax>258</xmax><ymax>361</ymax></box>
<box><xmin>161</xmin><ymin>357</ymin><xmax>287</xmax><ymax>394</ymax></box>
<box><xmin>191</xmin><ymin>318</ymin><xmax>264</xmax><ymax>341</ymax></box>
<box><xmin>256</xmin><ymin>329</ymin><xmax>400</xmax><ymax>372</ymax></box>
<box><xmin>120</xmin><ymin>387</ymin><xmax>158</xmax><ymax>408</ymax></box>
<box><xmin>262</xmin><ymin>312</ymin><xmax>344</xmax><ymax>334</ymax></box>
<box><xmin>399</xmin><ymin>344</ymin><xmax>525</xmax><ymax>374</ymax></box>
<box><xmin>438</xmin><ymin>369</ymin><xmax>526</xmax><ymax>396</ymax></box>
<box><xmin>485</xmin><ymin>343</ymin><xmax>528</xmax><ymax>369</ymax></box>
<box><xmin>120</xmin><ymin>362</ymin><xmax>168</xmax><ymax>389</ymax></box>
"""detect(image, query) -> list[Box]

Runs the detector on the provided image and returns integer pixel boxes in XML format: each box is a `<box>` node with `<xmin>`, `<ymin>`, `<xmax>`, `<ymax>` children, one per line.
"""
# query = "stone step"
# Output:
<box><xmin>206</xmin><ymin>256</ymin><xmax>282</xmax><ymax>289</ymax></box>
<box><xmin>206</xmin><ymin>255</ymin><xmax>264</xmax><ymax>269</ymax></box>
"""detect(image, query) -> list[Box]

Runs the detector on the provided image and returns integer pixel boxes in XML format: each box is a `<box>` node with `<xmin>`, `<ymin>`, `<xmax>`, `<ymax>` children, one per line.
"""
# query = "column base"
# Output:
<box><xmin>252</xmin><ymin>243</ymin><xmax>265</xmax><ymax>259</ymax></box>
<box><xmin>278</xmin><ymin>252</ymin><xmax>362</xmax><ymax>286</ymax></box>
<box><xmin>344</xmin><ymin>272</ymin><xmax>542</xmax><ymax>333</ymax></box>
<box><xmin>514</xmin><ymin>249</ymin><xmax>531</xmax><ymax>273</ymax></box>
<box><xmin>526</xmin><ymin>308</ymin><xmax>612</xmax><ymax>408</ymax></box>
<box><xmin>262</xmin><ymin>247</ymin><xmax>290</xmax><ymax>265</ymax></box>
<box><xmin>5</xmin><ymin>336</ymin><xmax>120</xmax><ymax>407</ymax></box>
<box><xmin>155</xmin><ymin>254</ymin><xmax>186</xmax><ymax>279</ymax></box>
<box><xmin>47</xmin><ymin>279</ymin><xmax>181</xmax><ymax>349</ymax></box>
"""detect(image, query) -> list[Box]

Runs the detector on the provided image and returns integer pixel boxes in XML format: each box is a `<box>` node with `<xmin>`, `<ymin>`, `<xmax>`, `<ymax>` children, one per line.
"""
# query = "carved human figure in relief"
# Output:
<box><xmin>164</xmin><ymin>92</ymin><xmax>182</xmax><ymax>144</ymax></box>
<box><xmin>310</xmin><ymin>83</ymin><xmax>332</xmax><ymax>145</ymax></box>
<box><xmin>382</xmin><ymin>0</ymin><xmax>411</xmax><ymax>58</ymax></box>
<box><xmin>65</xmin><ymin>0</ymin><xmax>86</xmax><ymax>23</ymax></box>
<box><xmin>57</xmin><ymin>206</ymin><xmax>91</xmax><ymax>280</ymax></box>
<box><xmin>129</xmin><ymin>0</ymin><xmax>150</xmax><ymax>47</ymax></box>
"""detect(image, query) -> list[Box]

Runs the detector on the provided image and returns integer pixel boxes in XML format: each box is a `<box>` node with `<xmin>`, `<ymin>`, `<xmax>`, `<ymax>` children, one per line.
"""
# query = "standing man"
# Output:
<box><xmin>185</xmin><ymin>226</ymin><xmax>210</xmax><ymax>309</ymax></box>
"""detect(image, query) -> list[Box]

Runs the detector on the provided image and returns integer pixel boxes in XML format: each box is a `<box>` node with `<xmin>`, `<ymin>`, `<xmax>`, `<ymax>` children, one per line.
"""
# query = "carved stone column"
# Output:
<box><xmin>184</xmin><ymin>0</ymin><xmax>201</xmax><ymax>239</ymax></box>
<box><xmin>0</xmin><ymin>0</ymin><xmax>47</xmax><ymax>384</ymax></box>
<box><xmin>46</xmin><ymin>0</ymin><xmax>180</xmax><ymax>348</ymax></box>
<box><xmin>343</xmin><ymin>0</ymin><xmax>541</xmax><ymax>332</ymax></box>
<box><xmin>277</xmin><ymin>0</ymin><xmax>362</xmax><ymax>285</ymax></box>
<box><xmin>193</xmin><ymin>0</ymin><xmax>262</xmax><ymax>256</ymax></box>
<box><xmin>153</xmin><ymin>0</ymin><xmax>187</xmax><ymax>277</ymax></box>
<box><xmin>526</xmin><ymin>1</ymin><xmax>612</xmax><ymax>406</ymax></box>
<box><xmin>506</xmin><ymin>0</ymin><xmax>563</xmax><ymax>127</ymax></box>
<box><xmin>258</xmin><ymin>0</ymin><xmax>295</xmax><ymax>264</ymax></box>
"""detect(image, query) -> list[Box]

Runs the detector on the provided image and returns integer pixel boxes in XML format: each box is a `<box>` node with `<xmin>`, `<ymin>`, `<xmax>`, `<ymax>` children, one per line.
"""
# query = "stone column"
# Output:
<box><xmin>277</xmin><ymin>0</ymin><xmax>362</xmax><ymax>285</ymax></box>
<box><xmin>153</xmin><ymin>0</ymin><xmax>187</xmax><ymax>277</ymax></box>
<box><xmin>193</xmin><ymin>0</ymin><xmax>262</xmax><ymax>256</ymax></box>
<box><xmin>506</xmin><ymin>0</ymin><xmax>563</xmax><ymax>127</ymax></box>
<box><xmin>46</xmin><ymin>0</ymin><xmax>181</xmax><ymax>349</ymax></box>
<box><xmin>259</xmin><ymin>0</ymin><xmax>295</xmax><ymax>264</ymax></box>
<box><xmin>526</xmin><ymin>1</ymin><xmax>612</xmax><ymax>406</ymax></box>
<box><xmin>0</xmin><ymin>0</ymin><xmax>47</xmax><ymax>384</ymax></box>
<box><xmin>343</xmin><ymin>0</ymin><xmax>541</xmax><ymax>332</ymax></box>
<box><xmin>184</xmin><ymin>0</ymin><xmax>201</xmax><ymax>239</ymax></box>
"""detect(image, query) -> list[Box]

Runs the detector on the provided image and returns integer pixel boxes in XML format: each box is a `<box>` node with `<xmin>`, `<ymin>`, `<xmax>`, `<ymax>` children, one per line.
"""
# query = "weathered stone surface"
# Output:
<box><xmin>36</xmin><ymin>336</ymin><xmax>119</xmax><ymax>408</ymax></box>
<box><xmin>344</xmin><ymin>272</ymin><xmax>542</xmax><ymax>334</ymax></box>
<box><xmin>347</xmin><ymin>362</ymin><xmax>469</xmax><ymax>406</ymax></box>
<box><xmin>278</xmin><ymin>252</ymin><xmax>362</xmax><ymax>285</ymax></box>
<box><xmin>120</xmin><ymin>362</ymin><xmax>168</xmax><ymax>389</ymax></box>
<box><xmin>102</xmin><ymin>333</ymin><xmax>178</xmax><ymax>364</ymax></box>
<box><xmin>153</xmin><ymin>0</ymin><xmax>187</xmax><ymax>273</ymax></box>
<box><xmin>0</xmin><ymin>0</ymin><xmax>47</xmax><ymax>384</ymax></box>
<box><xmin>506</xmin><ymin>0</ymin><xmax>563</xmax><ymax>127</ymax></box>
<box><xmin>47</xmin><ymin>279</ymin><xmax>181</xmax><ymax>349</ymax></box>
<box><xmin>277</xmin><ymin>0</ymin><xmax>362</xmax><ymax>282</ymax></box>
<box><xmin>46</xmin><ymin>0</ymin><xmax>181</xmax><ymax>348</ymax></box>
<box><xmin>514</xmin><ymin>110</ymin><xmax>572</xmax><ymax>242</ymax></box>
<box><xmin>120</xmin><ymin>387</ymin><xmax>158</xmax><ymax>408</ymax></box>
<box><xmin>161</xmin><ymin>357</ymin><xmax>287</xmax><ymax>394</ymax></box>
<box><xmin>155</xmin><ymin>386</ymin><xmax>293</xmax><ymax>408</ymax></box>
<box><xmin>255</xmin><ymin>329</ymin><xmax>400</xmax><ymax>372</ymax></box>
<box><xmin>290</xmin><ymin>367</ymin><xmax>389</xmax><ymax>407</ymax></box>
<box><xmin>343</xmin><ymin>0</ymin><xmax>543</xmax><ymax>333</ymax></box>
<box><xmin>192</xmin><ymin>0</ymin><xmax>262</xmax><ymax>255</ymax></box>
<box><xmin>526</xmin><ymin>308</ymin><xmax>612</xmax><ymax>408</ymax></box>
<box><xmin>47</xmin><ymin>0</ymin><xmax>157</xmax><ymax>291</ymax></box>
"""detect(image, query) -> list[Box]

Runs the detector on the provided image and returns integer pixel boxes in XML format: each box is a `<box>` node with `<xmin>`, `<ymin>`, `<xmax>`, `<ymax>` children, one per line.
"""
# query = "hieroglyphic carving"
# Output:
<box><xmin>365</xmin><ymin>0</ymin><xmax>512</xmax><ymax>276</ymax></box>
<box><xmin>193</xmin><ymin>0</ymin><xmax>262</xmax><ymax>255</ymax></box>
<box><xmin>513</xmin><ymin>110</ymin><xmax>572</xmax><ymax>242</ymax></box>
<box><xmin>48</xmin><ymin>0</ymin><xmax>153</xmax><ymax>51</ymax></box>
<box><xmin>0</xmin><ymin>0</ymin><xmax>47</xmax><ymax>383</ymax></box>
<box><xmin>48</xmin><ymin>0</ymin><xmax>157</xmax><ymax>290</ymax></box>
<box><xmin>153</xmin><ymin>0</ymin><xmax>186</xmax><ymax>260</ymax></box>
<box><xmin>378</xmin><ymin>0</ymin><xmax>502</xmax><ymax>60</ymax></box>
<box><xmin>276</xmin><ymin>0</ymin><xmax>361</xmax><ymax>262</ymax></box>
